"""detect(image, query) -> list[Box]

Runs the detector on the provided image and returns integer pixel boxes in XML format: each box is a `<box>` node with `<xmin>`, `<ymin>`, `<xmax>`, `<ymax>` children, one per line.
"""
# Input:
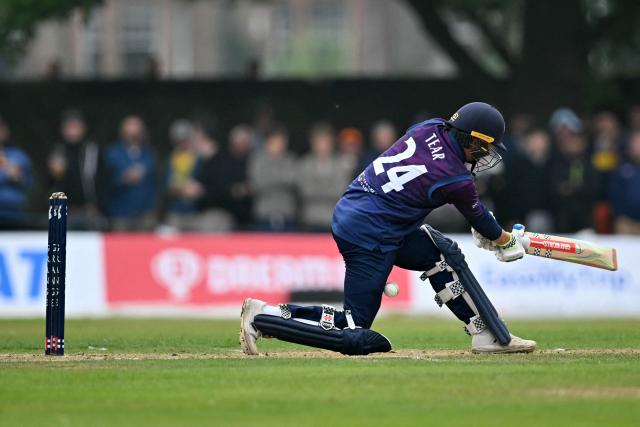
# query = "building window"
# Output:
<box><xmin>269</xmin><ymin>0</ymin><xmax>291</xmax><ymax>59</ymax></box>
<box><xmin>120</xmin><ymin>0</ymin><xmax>156</xmax><ymax>76</ymax></box>
<box><xmin>83</xmin><ymin>9</ymin><xmax>101</xmax><ymax>77</ymax></box>
<box><xmin>311</xmin><ymin>0</ymin><xmax>345</xmax><ymax>54</ymax></box>
<box><xmin>266</xmin><ymin>0</ymin><xmax>347</xmax><ymax>77</ymax></box>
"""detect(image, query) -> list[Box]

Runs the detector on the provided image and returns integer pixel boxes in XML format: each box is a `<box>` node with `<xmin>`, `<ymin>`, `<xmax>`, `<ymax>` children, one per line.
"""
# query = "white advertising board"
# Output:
<box><xmin>410</xmin><ymin>235</ymin><xmax>639</xmax><ymax>318</ymax></box>
<box><xmin>0</xmin><ymin>232</ymin><xmax>637</xmax><ymax>318</ymax></box>
<box><xmin>0</xmin><ymin>232</ymin><xmax>105</xmax><ymax>317</ymax></box>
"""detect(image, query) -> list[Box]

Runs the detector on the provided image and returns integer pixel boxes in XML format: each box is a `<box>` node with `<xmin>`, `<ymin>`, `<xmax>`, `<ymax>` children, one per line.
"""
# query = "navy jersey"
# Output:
<box><xmin>332</xmin><ymin>119</ymin><xmax>501</xmax><ymax>252</ymax></box>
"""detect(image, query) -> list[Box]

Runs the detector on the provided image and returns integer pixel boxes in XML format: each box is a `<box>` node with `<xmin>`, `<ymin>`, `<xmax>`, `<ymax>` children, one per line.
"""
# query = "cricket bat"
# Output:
<box><xmin>515</xmin><ymin>225</ymin><xmax>618</xmax><ymax>271</ymax></box>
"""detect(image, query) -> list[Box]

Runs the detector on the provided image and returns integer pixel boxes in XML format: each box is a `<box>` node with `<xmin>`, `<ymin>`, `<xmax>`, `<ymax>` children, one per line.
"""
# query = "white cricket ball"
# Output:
<box><xmin>384</xmin><ymin>281</ymin><xmax>399</xmax><ymax>298</ymax></box>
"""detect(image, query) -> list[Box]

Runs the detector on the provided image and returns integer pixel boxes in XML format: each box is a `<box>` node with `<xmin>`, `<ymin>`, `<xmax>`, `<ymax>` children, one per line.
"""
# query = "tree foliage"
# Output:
<box><xmin>0</xmin><ymin>0</ymin><xmax>102</xmax><ymax>60</ymax></box>
<box><xmin>406</xmin><ymin>0</ymin><xmax>640</xmax><ymax>78</ymax></box>
<box><xmin>405</xmin><ymin>0</ymin><xmax>640</xmax><ymax>111</ymax></box>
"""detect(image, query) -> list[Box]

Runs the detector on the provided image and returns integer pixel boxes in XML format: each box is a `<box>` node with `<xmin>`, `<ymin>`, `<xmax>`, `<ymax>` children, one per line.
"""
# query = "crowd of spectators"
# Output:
<box><xmin>482</xmin><ymin>107</ymin><xmax>640</xmax><ymax>235</ymax></box>
<box><xmin>1</xmin><ymin>105</ymin><xmax>640</xmax><ymax>235</ymax></box>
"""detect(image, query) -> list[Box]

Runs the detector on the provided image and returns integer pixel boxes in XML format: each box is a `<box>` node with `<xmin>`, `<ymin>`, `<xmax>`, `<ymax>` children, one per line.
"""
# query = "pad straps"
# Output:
<box><xmin>434</xmin><ymin>279</ymin><xmax>466</xmax><ymax>307</ymax></box>
<box><xmin>279</xmin><ymin>303</ymin><xmax>292</xmax><ymax>319</ymax></box>
<box><xmin>345</xmin><ymin>310</ymin><xmax>356</xmax><ymax>330</ymax></box>
<box><xmin>464</xmin><ymin>315</ymin><xmax>486</xmax><ymax>335</ymax></box>
<box><xmin>277</xmin><ymin>303</ymin><xmax>356</xmax><ymax>331</ymax></box>
<box><xmin>420</xmin><ymin>260</ymin><xmax>452</xmax><ymax>280</ymax></box>
<box><xmin>420</xmin><ymin>224</ymin><xmax>511</xmax><ymax>344</ymax></box>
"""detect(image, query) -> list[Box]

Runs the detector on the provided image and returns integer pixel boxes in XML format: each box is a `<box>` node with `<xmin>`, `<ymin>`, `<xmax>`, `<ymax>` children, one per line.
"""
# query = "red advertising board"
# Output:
<box><xmin>104</xmin><ymin>233</ymin><xmax>411</xmax><ymax>310</ymax></box>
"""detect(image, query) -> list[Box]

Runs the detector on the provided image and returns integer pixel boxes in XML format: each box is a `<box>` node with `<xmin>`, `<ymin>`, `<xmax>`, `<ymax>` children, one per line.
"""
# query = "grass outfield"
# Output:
<box><xmin>1</xmin><ymin>317</ymin><xmax>639</xmax><ymax>427</ymax></box>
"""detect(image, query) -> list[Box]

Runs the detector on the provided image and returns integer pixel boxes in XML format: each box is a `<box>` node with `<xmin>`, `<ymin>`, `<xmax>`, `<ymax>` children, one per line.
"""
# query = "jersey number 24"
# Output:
<box><xmin>373</xmin><ymin>137</ymin><xmax>427</xmax><ymax>193</ymax></box>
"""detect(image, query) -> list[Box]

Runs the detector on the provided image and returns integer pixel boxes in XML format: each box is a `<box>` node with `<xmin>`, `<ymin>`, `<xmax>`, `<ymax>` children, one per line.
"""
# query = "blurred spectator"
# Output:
<box><xmin>549</xmin><ymin>107</ymin><xmax>583</xmax><ymax>145</ymax></box>
<box><xmin>47</xmin><ymin>110</ymin><xmax>101</xmax><ymax>228</ymax></box>
<box><xmin>591</xmin><ymin>111</ymin><xmax>622</xmax><ymax>174</ymax></box>
<box><xmin>503</xmin><ymin>113</ymin><xmax>535</xmax><ymax>160</ymax></box>
<box><xmin>0</xmin><ymin>117</ymin><xmax>32</xmax><ymax>228</ymax></box>
<box><xmin>590</xmin><ymin>111</ymin><xmax>624</xmax><ymax>232</ymax></box>
<box><xmin>189</xmin><ymin>125</ymin><xmax>235</xmax><ymax>231</ymax></box>
<box><xmin>360</xmin><ymin>121</ymin><xmax>397</xmax><ymax>169</ymax></box>
<box><xmin>164</xmin><ymin>119</ymin><xmax>198</xmax><ymax>230</ymax></box>
<box><xmin>297</xmin><ymin>123</ymin><xmax>352</xmax><ymax>230</ymax></box>
<box><xmin>225</xmin><ymin>125</ymin><xmax>255</xmax><ymax>226</ymax></box>
<box><xmin>627</xmin><ymin>105</ymin><xmax>640</xmax><ymax>134</ymax></box>
<box><xmin>104</xmin><ymin>115</ymin><xmax>157</xmax><ymax>231</ymax></box>
<box><xmin>507</xmin><ymin>129</ymin><xmax>554</xmax><ymax>231</ymax></box>
<box><xmin>548</xmin><ymin>129</ymin><xmax>597</xmax><ymax>232</ymax></box>
<box><xmin>610</xmin><ymin>131</ymin><xmax>640</xmax><ymax>234</ymax></box>
<box><xmin>251</xmin><ymin>104</ymin><xmax>275</xmax><ymax>149</ymax></box>
<box><xmin>5</xmin><ymin>102</ymin><xmax>640</xmax><ymax>234</ymax></box>
<box><xmin>337</xmin><ymin>127</ymin><xmax>364</xmax><ymax>178</ymax></box>
<box><xmin>248</xmin><ymin>125</ymin><xmax>297</xmax><ymax>230</ymax></box>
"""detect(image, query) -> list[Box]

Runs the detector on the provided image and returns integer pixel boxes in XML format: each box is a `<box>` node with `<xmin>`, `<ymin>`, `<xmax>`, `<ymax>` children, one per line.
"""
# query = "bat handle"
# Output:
<box><xmin>512</xmin><ymin>223</ymin><xmax>530</xmax><ymax>249</ymax></box>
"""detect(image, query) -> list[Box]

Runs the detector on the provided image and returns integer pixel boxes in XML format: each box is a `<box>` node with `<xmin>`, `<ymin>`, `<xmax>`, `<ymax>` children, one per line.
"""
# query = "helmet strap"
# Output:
<box><xmin>469</xmin><ymin>160</ymin><xmax>477</xmax><ymax>176</ymax></box>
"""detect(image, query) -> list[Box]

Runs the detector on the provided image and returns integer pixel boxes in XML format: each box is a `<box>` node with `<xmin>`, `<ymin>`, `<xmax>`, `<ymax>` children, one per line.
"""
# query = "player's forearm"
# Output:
<box><xmin>437</xmin><ymin>180</ymin><xmax>501</xmax><ymax>241</ymax></box>
<box><xmin>453</xmin><ymin>200</ymin><xmax>501</xmax><ymax>241</ymax></box>
<box><xmin>465</xmin><ymin>210</ymin><xmax>502</xmax><ymax>241</ymax></box>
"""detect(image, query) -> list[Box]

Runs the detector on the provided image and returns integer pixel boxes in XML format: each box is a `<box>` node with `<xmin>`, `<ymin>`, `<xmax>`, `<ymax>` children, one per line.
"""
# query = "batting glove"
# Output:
<box><xmin>471</xmin><ymin>227</ymin><xmax>498</xmax><ymax>252</ymax></box>
<box><xmin>495</xmin><ymin>225</ymin><xmax>529</xmax><ymax>262</ymax></box>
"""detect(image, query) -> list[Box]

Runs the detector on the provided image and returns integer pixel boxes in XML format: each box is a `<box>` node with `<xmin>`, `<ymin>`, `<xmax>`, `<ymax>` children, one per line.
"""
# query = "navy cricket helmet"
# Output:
<box><xmin>446</xmin><ymin>102</ymin><xmax>506</xmax><ymax>172</ymax></box>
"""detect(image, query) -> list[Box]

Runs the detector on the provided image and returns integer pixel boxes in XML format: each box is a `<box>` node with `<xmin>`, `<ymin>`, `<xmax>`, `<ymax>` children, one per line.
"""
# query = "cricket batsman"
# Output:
<box><xmin>240</xmin><ymin>102</ymin><xmax>536</xmax><ymax>355</ymax></box>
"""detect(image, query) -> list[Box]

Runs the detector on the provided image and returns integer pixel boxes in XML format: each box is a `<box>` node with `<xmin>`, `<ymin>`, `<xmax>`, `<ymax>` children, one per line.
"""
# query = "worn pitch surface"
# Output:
<box><xmin>1</xmin><ymin>317</ymin><xmax>639</xmax><ymax>427</ymax></box>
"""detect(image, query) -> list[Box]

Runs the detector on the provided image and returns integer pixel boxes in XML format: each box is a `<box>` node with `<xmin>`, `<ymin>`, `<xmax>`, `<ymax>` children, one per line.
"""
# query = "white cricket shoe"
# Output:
<box><xmin>240</xmin><ymin>298</ymin><xmax>266</xmax><ymax>355</ymax></box>
<box><xmin>471</xmin><ymin>330</ymin><xmax>536</xmax><ymax>354</ymax></box>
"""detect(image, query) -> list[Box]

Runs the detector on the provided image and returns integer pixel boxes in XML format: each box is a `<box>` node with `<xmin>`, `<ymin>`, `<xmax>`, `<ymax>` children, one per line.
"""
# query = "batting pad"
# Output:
<box><xmin>420</xmin><ymin>224</ymin><xmax>512</xmax><ymax>345</ymax></box>
<box><xmin>253</xmin><ymin>315</ymin><xmax>392</xmax><ymax>355</ymax></box>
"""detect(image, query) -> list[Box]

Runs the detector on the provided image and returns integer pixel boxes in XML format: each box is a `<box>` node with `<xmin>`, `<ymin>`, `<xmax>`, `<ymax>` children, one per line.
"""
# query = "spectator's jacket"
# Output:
<box><xmin>49</xmin><ymin>139</ymin><xmax>99</xmax><ymax>207</ymax></box>
<box><xmin>548</xmin><ymin>152</ymin><xmax>597</xmax><ymax>232</ymax></box>
<box><xmin>0</xmin><ymin>145</ymin><xmax>32</xmax><ymax>218</ymax></box>
<box><xmin>249</xmin><ymin>152</ymin><xmax>297</xmax><ymax>223</ymax></box>
<box><xmin>165</xmin><ymin>149</ymin><xmax>199</xmax><ymax>213</ymax></box>
<box><xmin>503</xmin><ymin>155</ymin><xmax>552</xmax><ymax>224</ymax></box>
<box><xmin>194</xmin><ymin>151</ymin><xmax>232</xmax><ymax>211</ymax></box>
<box><xmin>297</xmin><ymin>153</ymin><xmax>353</xmax><ymax>229</ymax></box>
<box><xmin>610</xmin><ymin>162</ymin><xmax>640</xmax><ymax>221</ymax></box>
<box><xmin>225</xmin><ymin>154</ymin><xmax>253</xmax><ymax>225</ymax></box>
<box><xmin>104</xmin><ymin>140</ymin><xmax>157</xmax><ymax>217</ymax></box>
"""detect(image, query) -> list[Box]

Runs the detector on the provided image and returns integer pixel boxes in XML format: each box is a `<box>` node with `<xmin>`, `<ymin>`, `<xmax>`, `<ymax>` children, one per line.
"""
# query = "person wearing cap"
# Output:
<box><xmin>164</xmin><ymin>119</ymin><xmax>198</xmax><ymax>230</ymax></box>
<box><xmin>547</xmin><ymin>109</ymin><xmax>597</xmax><ymax>233</ymax></box>
<box><xmin>240</xmin><ymin>102</ymin><xmax>536</xmax><ymax>356</ymax></box>
<box><xmin>337</xmin><ymin>127</ymin><xmax>364</xmax><ymax>179</ymax></box>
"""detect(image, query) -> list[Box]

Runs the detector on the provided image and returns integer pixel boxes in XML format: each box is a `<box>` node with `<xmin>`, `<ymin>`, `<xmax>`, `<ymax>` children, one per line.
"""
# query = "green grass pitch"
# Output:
<box><xmin>1</xmin><ymin>317</ymin><xmax>639</xmax><ymax>427</ymax></box>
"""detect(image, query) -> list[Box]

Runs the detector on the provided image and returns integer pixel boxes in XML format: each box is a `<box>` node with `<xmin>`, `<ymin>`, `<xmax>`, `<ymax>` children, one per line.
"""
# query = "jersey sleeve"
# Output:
<box><xmin>434</xmin><ymin>180</ymin><xmax>502</xmax><ymax>240</ymax></box>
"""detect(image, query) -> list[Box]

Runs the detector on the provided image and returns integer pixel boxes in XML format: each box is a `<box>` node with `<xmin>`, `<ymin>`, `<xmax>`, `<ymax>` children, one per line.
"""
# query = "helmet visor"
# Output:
<box><xmin>468</xmin><ymin>140</ymin><xmax>503</xmax><ymax>172</ymax></box>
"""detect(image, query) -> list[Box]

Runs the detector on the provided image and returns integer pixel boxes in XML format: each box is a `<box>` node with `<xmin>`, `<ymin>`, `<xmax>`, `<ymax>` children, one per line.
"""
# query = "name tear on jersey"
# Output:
<box><xmin>332</xmin><ymin>118</ymin><xmax>473</xmax><ymax>252</ymax></box>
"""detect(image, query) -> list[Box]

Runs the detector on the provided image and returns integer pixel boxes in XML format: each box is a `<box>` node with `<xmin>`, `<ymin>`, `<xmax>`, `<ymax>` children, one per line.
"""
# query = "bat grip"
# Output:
<box><xmin>512</xmin><ymin>223</ymin><xmax>530</xmax><ymax>249</ymax></box>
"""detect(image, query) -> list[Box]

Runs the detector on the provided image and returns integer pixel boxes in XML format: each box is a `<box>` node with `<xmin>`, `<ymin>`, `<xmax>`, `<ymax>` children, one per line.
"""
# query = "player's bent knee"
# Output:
<box><xmin>253</xmin><ymin>314</ymin><xmax>392</xmax><ymax>355</ymax></box>
<box><xmin>341</xmin><ymin>328</ymin><xmax>391</xmax><ymax>355</ymax></box>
